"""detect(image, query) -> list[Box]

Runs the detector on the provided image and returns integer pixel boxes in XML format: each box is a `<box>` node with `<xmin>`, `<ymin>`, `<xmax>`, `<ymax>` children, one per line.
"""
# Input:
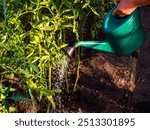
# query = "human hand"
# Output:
<box><xmin>112</xmin><ymin>0</ymin><xmax>138</xmax><ymax>17</ymax></box>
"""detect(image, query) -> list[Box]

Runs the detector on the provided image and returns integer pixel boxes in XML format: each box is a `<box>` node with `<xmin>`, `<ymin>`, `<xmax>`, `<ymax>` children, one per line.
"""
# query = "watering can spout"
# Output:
<box><xmin>75</xmin><ymin>41</ymin><xmax>115</xmax><ymax>53</ymax></box>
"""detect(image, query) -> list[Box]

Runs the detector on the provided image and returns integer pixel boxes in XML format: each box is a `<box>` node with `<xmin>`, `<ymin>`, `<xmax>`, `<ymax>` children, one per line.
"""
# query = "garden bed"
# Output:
<box><xmin>6</xmin><ymin>49</ymin><xmax>137</xmax><ymax>113</ymax></box>
<box><xmin>1</xmin><ymin>1</ymin><xmax>150</xmax><ymax>113</ymax></box>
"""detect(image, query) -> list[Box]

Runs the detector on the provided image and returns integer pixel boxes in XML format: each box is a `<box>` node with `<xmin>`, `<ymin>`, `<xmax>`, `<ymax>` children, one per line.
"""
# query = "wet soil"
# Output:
<box><xmin>58</xmin><ymin>50</ymin><xmax>136</xmax><ymax>113</ymax></box>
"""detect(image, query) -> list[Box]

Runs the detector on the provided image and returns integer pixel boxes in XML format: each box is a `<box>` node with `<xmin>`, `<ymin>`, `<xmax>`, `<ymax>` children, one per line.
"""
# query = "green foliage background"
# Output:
<box><xmin>0</xmin><ymin>0</ymin><xmax>114</xmax><ymax>112</ymax></box>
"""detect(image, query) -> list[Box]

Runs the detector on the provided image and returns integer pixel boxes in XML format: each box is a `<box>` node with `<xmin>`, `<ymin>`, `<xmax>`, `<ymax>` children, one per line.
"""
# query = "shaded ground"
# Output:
<box><xmin>132</xmin><ymin>6</ymin><xmax>150</xmax><ymax>112</ymax></box>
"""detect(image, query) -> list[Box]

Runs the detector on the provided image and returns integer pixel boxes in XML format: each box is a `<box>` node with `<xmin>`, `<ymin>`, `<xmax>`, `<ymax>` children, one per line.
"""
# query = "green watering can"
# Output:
<box><xmin>69</xmin><ymin>5</ymin><xmax>146</xmax><ymax>56</ymax></box>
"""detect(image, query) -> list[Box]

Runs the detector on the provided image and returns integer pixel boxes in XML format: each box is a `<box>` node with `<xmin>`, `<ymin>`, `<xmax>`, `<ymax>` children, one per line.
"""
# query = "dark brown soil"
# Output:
<box><xmin>3</xmin><ymin>6</ymin><xmax>150</xmax><ymax>113</ymax></box>
<box><xmin>58</xmin><ymin>50</ymin><xmax>136</xmax><ymax>113</ymax></box>
<box><xmin>131</xmin><ymin>7</ymin><xmax>150</xmax><ymax>112</ymax></box>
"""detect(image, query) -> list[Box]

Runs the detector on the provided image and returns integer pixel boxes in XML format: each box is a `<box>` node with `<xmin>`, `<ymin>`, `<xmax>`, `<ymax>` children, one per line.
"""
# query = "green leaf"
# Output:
<box><xmin>9</xmin><ymin>94</ymin><xmax>32</xmax><ymax>101</ymax></box>
<box><xmin>82</xmin><ymin>3</ymin><xmax>89</xmax><ymax>9</ymax></box>
<box><xmin>59</xmin><ymin>43</ymin><xmax>68</xmax><ymax>49</ymax></box>
<box><xmin>2</xmin><ymin>100</ymin><xmax>9</xmax><ymax>112</ymax></box>
<box><xmin>3</xmin><ymin>57</ymin><xmax>10</xmax><ymax>65</ymax></box>
<box><xmin>52</xmin><ymin>0</ymin><xmax>62</xmax><ymax>10</ymax></box>
<box><xmin>89</xmin><ymin>5</ymin><xmax>100</xmax><ymax>16</ymax></box>
<box><xmin>9</xmin><ymin>107</ymin><xmax>16</xmax><ymax>113</ymax></box>
<box><xmin>0</xmin><ymin>83</ymin><xmax>3</xmax><ymax>91</ymax></box>
<box><xmin>63</xmin><ymin>0</ymin><xmax>72</xmax><ymax>8</ymax></box>
<box><xmin>14</xmin><ymin>60</ymin><xmax>20</xmax><ymax>68</ymax></box>
<box><xmin>74</xmin><ymin>0</ymin><xmax>80</xmax><ymax>3</ymax></box>
<box><xmin>39</xmin><ymin>88</ymin><xmax>61</xmax><ymax>100</ymax></box>
<box><xmin>30</xmin><ymin>63</ymin><xmax>39</xmax><ymax>73</ymax></box>
<box><xmin>4</xmin><ymin>73</ymin><xmax>14</xmax><ymax>80</ymax></box>
<box><xmin>4</xmin><ymin>87</ymin><xmax>11</xmax><ymax>96</ymax></box>
<box><xmin>41</xmin><ymin>26</ymin><xmax>53</xmax><ymax>31</ymax></box>
<box><xmin>47</xmin><ymin>96</ymin><xmax>56</xmax><ymax>109</ymax></box>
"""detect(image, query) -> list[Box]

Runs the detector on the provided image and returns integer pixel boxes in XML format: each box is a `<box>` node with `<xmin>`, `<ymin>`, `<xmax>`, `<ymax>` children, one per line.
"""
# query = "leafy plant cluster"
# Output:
<box><xmin>0</xmin><ymin>83</ymin><xmax>32</xmax><ymax>112</ymax></box>
<box><xmin>0</xmin><ymin>0</ymin><xmax>114</xmax><ymax>112</ymax></box>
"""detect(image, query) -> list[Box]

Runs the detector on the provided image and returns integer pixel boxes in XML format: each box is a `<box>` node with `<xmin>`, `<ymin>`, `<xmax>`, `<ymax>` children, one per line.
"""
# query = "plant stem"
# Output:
<box><xmin>27</xmin><ymin>86</ymin><xmax>36</xmax><ymax>113</ymax></box>
<box><xmin>48</xmin><ymin>61</ymin><xmax>52</xmax><ymax>90</ymax></box>
<box><xmin>47</xmin><ymin>101</ymin><xmax>50</xmax><ymax>113</ymax></box>
<box><xmin>73</xmin><ymin>49</ymin><xmax>80</xmax><ymax>92</ymax></box>
<box><xmin>3</xmin><ymin>0</ymin><xmax>7</xmax><ymax>24</ymax></box>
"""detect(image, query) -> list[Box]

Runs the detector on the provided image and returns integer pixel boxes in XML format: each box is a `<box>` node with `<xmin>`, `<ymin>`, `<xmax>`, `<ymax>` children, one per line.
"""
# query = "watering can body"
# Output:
<box><xmin>75</xmin><ymin>5</ymin><xmax>146</xmax><ymax>56</ymax></box>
